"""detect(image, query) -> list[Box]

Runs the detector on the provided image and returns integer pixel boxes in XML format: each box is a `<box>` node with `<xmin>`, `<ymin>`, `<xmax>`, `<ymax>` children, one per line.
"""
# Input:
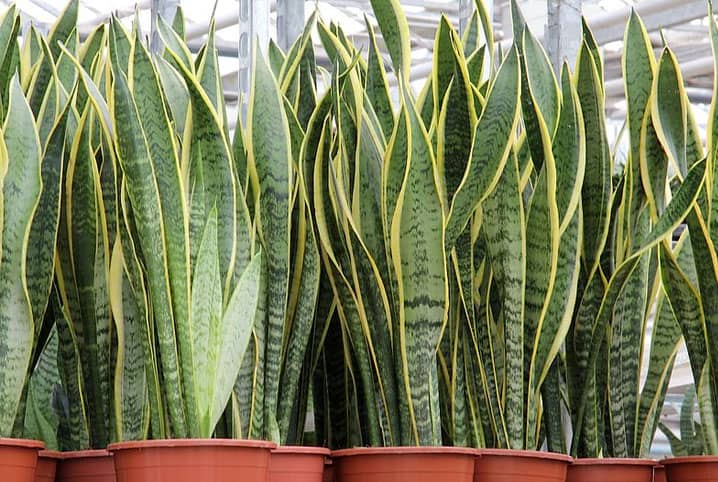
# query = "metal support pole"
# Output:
<box><xmin>151</xmin><ymin>0</ymin><xmax>179</xmax><ymax>53</ymax></box>
<box><xmin>545</xmin><ymin>0</ymin><xmax>582</xmax><ymax>72</ymax></box>
<box><xmin>277</xmin><ymin>0</ymin><xmax>305</xmax><ymax>52</ymax></box>
<box><xmin>239</xmin><ymin>0</ymin><xmax>270</xmax><ymax>119</ymax></box>
<box><xmin>459</xmin><ymin>0</ymin><xmax>474</xmax><ymax>36</ymax></box>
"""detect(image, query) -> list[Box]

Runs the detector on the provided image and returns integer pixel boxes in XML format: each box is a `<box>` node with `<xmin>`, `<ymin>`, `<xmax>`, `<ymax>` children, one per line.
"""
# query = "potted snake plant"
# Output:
<box><xmin>659</xmin><ymin>5</ymin><xmax>718</xmax><ymax>480</ymax></box>
<box><xmin>98</xmin><ymin>10</ymin><xmax>271</xmax><ymax>482</ymax></box>
<box><xmin>0</xmin><ymin>2</ymin><xmax>67</xmax><ymax>481</ymax></box>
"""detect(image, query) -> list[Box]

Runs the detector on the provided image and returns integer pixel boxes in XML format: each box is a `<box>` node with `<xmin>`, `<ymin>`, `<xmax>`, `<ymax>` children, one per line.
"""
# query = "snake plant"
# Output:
<box><xmin>658</xmin><ymin>2</ymin><xmax>718</xmax><ymax>457</ymax></box>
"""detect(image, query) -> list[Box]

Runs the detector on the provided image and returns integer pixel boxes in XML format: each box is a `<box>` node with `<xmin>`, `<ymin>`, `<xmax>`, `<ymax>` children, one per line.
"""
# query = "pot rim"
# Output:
<box><xmin>108</xmin><ymin>439</ymin><xmax>276</xmax><ymax>452</ymax></box>
<box><xmin>272</xmin><ymin>446</ymin><xmax>331</xmax><ymax>456</ymax></box>
<box><xmin>571</xmin><ymin>457</ymin><xmax>656</xmax><ymax>466</ymax></box>
<box><xmin>478</xmin><ymin>448</ymin><xmax>572</xmax><ymax>463</ymax></box>
<box><xmin>332</xmin><ymin>446</ymin><xmax>478</xmax><ymax>457</ymax></box>
<box><xmin>59</xmin><ymin>449</ymin><xmax>111</xmax><ymax>460</ymax></box>
<box><xmin>661</xmin><ymin>455</ymin><xmax>718</xmax><ymax>465</ymax></box>
<box><xmin>0</xmin><ymin>438</ymin><xmax>44</xmax><ymax>449</ymax></box>
<box><xmin>38</xmin><ymin>450</ymin><xmax>63</xmax><ymax>459</ymax></box>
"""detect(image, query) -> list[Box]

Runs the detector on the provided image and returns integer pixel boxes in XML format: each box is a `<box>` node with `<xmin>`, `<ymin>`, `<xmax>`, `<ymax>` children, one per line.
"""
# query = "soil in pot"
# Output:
<box><xmin>0</xmin><ymin>438</ymin><xmax>43</xmax><ymax>482</ymax></box>
<box><xmin>653</xmin><ymin>464</ymin><xmax>666</xmax><ymax>482</ymax></box>
<box><xmin>475</xmin><ymin>449</ymin><xmax>572</xmax><ymax>482</ymax></box>
<box><xmin>333</xmin><ymin>447</ymin><xmax>476</xmax><ymax>482</ymax></box>
<box><xmin>35</xmin><ymin>451</ymin><xmax>61</xmax><ymax>482</ymax></box>
<box><xmin>108</xmin><ymin>439</ymin><xmax>274</xmax><ymax>482</ymax></box>
<box><xmin>662</xmin><ymin>456</ymin><xmax>718</xmax><ymax>482</ymax></box>
<box><xmin>55</xmin><ymin>450</ymin><xmax>115</xmax><ymax>482</ymax></box>
<box><xmin>567</xmin><ymin>458</ymin><xmax>655</xmax><ymax>482</ymax></box>
<box><xmin>271</xmin><ymin>446</ymin><xmax>331</xmax><ymax>482</ymax></box>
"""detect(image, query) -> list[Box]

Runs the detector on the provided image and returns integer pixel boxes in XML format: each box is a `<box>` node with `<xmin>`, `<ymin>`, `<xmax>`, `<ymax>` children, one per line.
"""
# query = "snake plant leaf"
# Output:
<box><xmin>519</xmin><ymin>27</ymin><xmax>560</xmax><ymax>171</ymax></box>
<box><xmin>365</xmin><ymin>18</ymin><xmax>394</xmax><ymax>142</ymax></box>
<box><xmin>698</xmin><ymin>363</ymin><xmax>718</xmax><ymax>454</ymax></box>
<box><xmin>108</xmin><ymin>17</ymin><xmax>131</xmax><ymax>78</ymax></box>
<box><xmin>390</xmin><ymin>84</ymin><xmax>447</xmax><ymax>445</ymax></box>
<box><xmin>608</xmin><ymin>237</ymin><xmax>650</xmax><ymax>457</ymax></box>
<box><xmin>28</xmin><ymin>90</ymin><xmax>70</xmax><ymax>351</ymax></box>
<box><xmin>209</xmin><ymin>250</ymin><xmax>263</xmax><ymax>437</ymax></box>
<box><xmin>623</xmin><ymin>11</ymin><xmax>655</xmax><ymax>213</ymax></box>
<box><xmin>368</xmin><ymin>0</ymin><xmax>411</xmax><ymax>82</ymax></box>
<box><xmin>473</xmin><ymin>0</ymin><xmax>495</xmax><ymax>66</ymax></box>
<box><xmin>268</xmin><ymin>39</ymin><xmax>285</xmax><ymax>77</ymax></box>
<box><xmin>112</xmin><ymin>65</ymin><xmax>189</xmax><ymax>438</ymax></box>
<box><xmin>438</xmin><ymin>27</ymin><xmax>477</xmax><ymax>205</ymax></box>
<box><xmin>636</xmin><ymin>291</ymin><xmax>680</xmax><ymax>456</ymax></box>
<box><xmin>197</xmin><ymin>23</ymin><xmax>225</xmax><ymax>123</ymax></box>
<box><xmin>445</xmin><ymin>46</ymin><xmax>520</xmax><ymax>252</ymax></box>
<box><xmin>652</xmin><ymin>48</ymin><xmax>690</xmax><ymax>178</ymax></box>
<box><xmin>660</xmin><ymin>242</ymin><xmax>707</xmax><ymax>386</ymax></box>
<box><xmin>432</xmin><ymin>17</ymin><xmax>456</xmax><ymax>117</ymax></box>
<box><xmin>554</xmin><ymin>63</ymin><xmax>586</xmax><ymax>230</ymax></box>
<box><xmin>0</xmin><ymin>5</ymin><xmax>19</xmax><ymax>113</ymax></box>
<box><xmin>23</xmin><ymin>327</ymin><xmax>61</xmax><ymax>449</ymax></box>
<box><xmin>638</xmin><ymin>157</ymin><xmax>706</xmax><ymax>251</ymax></box>
<box><xmin>708</xmin><ymin>5</ymin><xmax>718</xmax><ymax>239</ymax></box>
<box><xmin>158</xmin><ymin>16</ymin><xmax>194</xmax><ymax>74</ymax></box>
<box><xmin>277</xmin><ymin>199</ymin><xmax>321</xmax><ymax>443</ymax></box>
<box><xmin>167</xmin><ymin>43</ymin><xmax>251</xmax><ymax>286</ymax></box>
<box><xmin>155</xmin><ymin>56</ymin><xmax>189</xmax><ymax>138</ymax></box>
<box><xmin>0</xmin><ymin>77</ymin><xmax>41</xmax><ymax>436</ymax></box>
<box><xmin>170</xmin><ymin>6</ymin><xmax>185</xmax><ymax>39</ymax></box>
<box><xmin>462</xmin><ymin>11</ymin><xmax>481</xmax><ymax>56</ymax></box>
<box><xmin>109</xmin><ymin>237</ymin><xmax>149</xmax><ymax>441</ymax></box>
<box><xmin>64</xmin><ymin>106</ymin><xmax>112</xmax><ymax>449</ymax></box>
<box><xmin>28</xmin><ymin>0</ymin><xmax>78</xmax><ymax>116</ymax></box>
<box><xmin>481</xmin><ymin>149</ymin><xmax>526</xmax><ymax>449</ymax></box>
<box><xmin>248</xmin><ymin>47</ymin><xmax>292</xmax><ymax>443</ymax></box>
<box><xmin>79</xmin><ymin>24</ymin><xmax>106</xmax><ymax>74</ymax></box>
<box><xmin>577</xmin><ymin>41</ymin><xmax>612</xmax><ymax>277</ymax></box>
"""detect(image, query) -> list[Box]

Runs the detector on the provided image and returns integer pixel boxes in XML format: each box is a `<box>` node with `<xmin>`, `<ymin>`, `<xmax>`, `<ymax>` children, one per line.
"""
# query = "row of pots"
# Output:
<box><xmin>1</xmin><ymin>438</ymin><xmax>714</xmax><ymax>482</ymax></box>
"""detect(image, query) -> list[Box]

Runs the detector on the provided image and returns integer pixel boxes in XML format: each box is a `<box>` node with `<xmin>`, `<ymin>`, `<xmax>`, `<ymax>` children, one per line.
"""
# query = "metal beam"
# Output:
<box><xmin>277</xmin><ymin>0</ymin><xmax>305</xmax><ymax>51</ymax></box>
<box><xmin>238</xmin><ymin>0</ymin><xmax>270</xmax><ymax>119</ymax></box>
<box><xmin>545</xmin><ymin>0</ymin><xmax>582</xmax><ymax>72</ymax></box>
<box><xmin>151</xmin><ymin>0</ymin><xmax>179</xmax><ymax>53</ymax></box>
<box><xmin>458</xmin><ymin>0</ymin><xmax>474</xmax><ymax>35</ymax></box>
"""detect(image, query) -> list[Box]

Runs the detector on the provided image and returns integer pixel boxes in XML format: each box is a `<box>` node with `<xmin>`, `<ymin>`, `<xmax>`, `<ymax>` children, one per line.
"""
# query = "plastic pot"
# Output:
<box><xmin>108</xmin><ymin>439</ymin><xmax>274</xmax><ymax>482</ymax></box>
<box><xmin>567</xmin><ymin>458</ymin><xmax>655</xmax><ymax>482</ymax></box>
<box><xmin>271</xmin><ymin>446</ymin><xmax>331</xmax><ymax>482</ymax></box>
<box><xmin>55</xmin><ymin>450</ymin><xmax>115</xmax><ymax>482</ymax></box>
<box><xmin>333</xmin><ymin>447</ymin><xmax>476</xmax><ymax>482</ymax></box>
<box><xmin>35</xmin><ymin>451</ymin><xmax>61</xmax><ymax>482</ymax></box>
<box><xmin>653</xmin><ymin>464</ymin><xmax>666</xmax><ymax>482</ymax></box>
<box><xmin>323</xmin><ymin>458</ymin><xmax>334</xmax><ymax>482</ymax></box>
<box><xmin>475</xmin><ymin>449</ymin><xmax>572</xmax><ymax>482</ymax></box>
<box><xmin>0</xmin><ymin>438</ymin><xmax>43</xmax><ymax>482</ymax></box>
<box><xmin>662</xmin><ymin>456</ymin><xmax>718</xmax><ymax>482</ymax></box>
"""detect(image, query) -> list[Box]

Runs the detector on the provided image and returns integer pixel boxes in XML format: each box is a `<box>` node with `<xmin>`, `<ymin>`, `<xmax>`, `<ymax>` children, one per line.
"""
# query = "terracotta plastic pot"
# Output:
<box><xmin>35</xmin><ymin>451</ymin><xmax>61</xmax><ymax>482</ymax></box>
<box><xmin>653</xmin><ymin>464</ymin><xmax>666</xmax><ymax>482</ymax></box>
<box><xmin>108</xmin><ymin>439</ymin><xmax>274</xmax><ymax>482</ymax></box>
<box><xmin>323</xmin><ymin>458</ymin><xmax>334</xmax><ymax>482</ymax></box>
<box><xmin>567</xmin><ymin>458</ymin><xmax>655</xmax><ymax>482</ymax></box>
<box><xmin>271</xmin><ymin>446</ymin><xmax>331</xmax><ymax>482</ymax></box>
<box><xmin>333</xmin><ymin>447</ymin><xmax>476</xmax><ymax>482</ymax></box>
<box><xmin>55</xmin><ymin>450</ymin><xmax>115</xmax><ymax>482</ymax></box>
<box><xmin>0</xmin><ymin>438</ymin><xmax>43</xmax><ymax>482</ymax></box>
<box><xmin>662</xmin><ymin>455</ymin><xmax>718</xmax><ymax>482</ymax></box>
<box><xmin>475</xmin><ymin>449</ymin><xmax>572</xmax><ymax>482</ymax></box>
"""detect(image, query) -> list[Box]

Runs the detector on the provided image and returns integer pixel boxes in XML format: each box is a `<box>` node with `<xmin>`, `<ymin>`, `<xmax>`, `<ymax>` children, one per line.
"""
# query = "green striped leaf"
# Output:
<box><xmin>445</xmin><ymin>47</ymin><xmax>520</xmax><ymax>251</ymax></box>
<box><xmin>368</xmin><ymin>0</ymin><xmax>411</xmax><ymax>81</ymax></box>
<box><xmin>248</xmin><ymin>48</ymin><xmax>292</xmax><ymax>443</ymax></box>
<box><xmin>0</xmin><ymin>77</ymin><xmax>42</xmax><ymax>436</ymax></box>
<box><xmin>390</xmin><ymin>85</ymin><xmax>447</xmax><ymax>445</ymax></box>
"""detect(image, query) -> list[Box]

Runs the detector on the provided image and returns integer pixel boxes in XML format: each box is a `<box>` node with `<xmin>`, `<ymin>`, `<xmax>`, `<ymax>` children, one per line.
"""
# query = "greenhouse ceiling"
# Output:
<box><xmin>6</xmin><ymin>0</ymin><xmax>718</xmax><ymax>117</ymax></box>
